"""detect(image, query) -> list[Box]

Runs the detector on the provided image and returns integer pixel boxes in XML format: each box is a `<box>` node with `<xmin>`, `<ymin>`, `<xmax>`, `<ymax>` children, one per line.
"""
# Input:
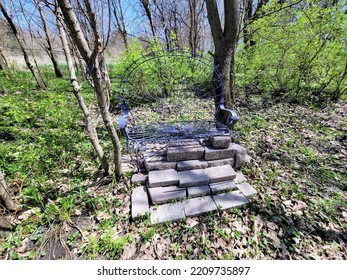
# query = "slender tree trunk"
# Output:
<box><xmin>112</xmin><ymin>0</ymin><xmax>128</xmax><ymax>48</ymax></box>
<box><xmin>37</xmin><ymin>0</ymin><xmax>63</xmax><ymax>78</ymax></box>
<box><xmin>56</xmin><ymin>8</ymin><xmax>110</xmax><ymax>174</ymax></box>
<box><xmin>58</xmin><ymin>0</ymin><xmax>122</xmax><ymax>177</ymax></box>
<box><xmin>206</xmin><ymin>0</ymin><xmax>240</xmax><ymax>124</ymax></box>
<box><xmin>140</xmin><ymin>0</ymin><xmax>157</xmax><ymax>39</ymax></box>
<box><xmin>0</xmin><ymin>0</ymin><xmax>46</xmax><ymax>88</ymax></box>
<box><xmin>0</xmin><ymin>47</ymin><xmax>8</xmax><ymax>70</ymax></box>
<box><xmin>0</xmin><ymin>172</ymin><xmax>20</xmax><ymax>212</ymax></box>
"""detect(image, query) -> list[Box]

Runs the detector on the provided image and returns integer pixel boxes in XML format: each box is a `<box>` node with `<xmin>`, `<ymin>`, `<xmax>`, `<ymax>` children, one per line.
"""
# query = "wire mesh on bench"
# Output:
<box><xmin>116</xmin><ymin>50</ymin><xmax>230</xmax><ymax>152</ymax></box>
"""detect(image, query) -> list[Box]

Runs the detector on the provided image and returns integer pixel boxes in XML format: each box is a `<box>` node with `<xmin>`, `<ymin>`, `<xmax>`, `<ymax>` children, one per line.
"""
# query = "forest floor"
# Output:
<box><xmin>0</xmin><ymin>68</ymin><xmax>346</xmax><ymax>260</ymax></box>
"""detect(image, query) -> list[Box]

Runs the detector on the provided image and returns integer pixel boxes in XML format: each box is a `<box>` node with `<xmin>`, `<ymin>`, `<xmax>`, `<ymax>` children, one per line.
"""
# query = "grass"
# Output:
<box><xmin>0</xmin><ymin>66</ymin><xmax>346</xmax><ymax>260</ymax></box>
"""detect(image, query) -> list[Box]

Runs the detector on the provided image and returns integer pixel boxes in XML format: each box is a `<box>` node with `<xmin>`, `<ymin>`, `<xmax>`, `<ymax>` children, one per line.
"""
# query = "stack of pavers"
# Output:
<box><xmin>131</xmin><ymin>135</ymin><xmax>257</xmax><ymax>225</ymax></box>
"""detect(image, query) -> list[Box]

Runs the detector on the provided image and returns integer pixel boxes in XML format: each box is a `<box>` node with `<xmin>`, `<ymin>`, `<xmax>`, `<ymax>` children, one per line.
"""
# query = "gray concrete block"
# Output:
<box><xmin>237</xmin><ymin>182</ymin><xmax>257</xmax><ymax>198</ymax></box>
<box><xmin>230</xmin><ymin>144</ymin><xmax>247</xmax><ymax>170</ymax></box>
<box><xmin>150</xmin><ymin>202</ymin><xmax>186</xmax><ymax>224</ymax></box>
<box><xmin>131</xmin><ymin>173</ymin><xmax>148</xmax><ymax>185</ymax></box>
<box><xmin>213</xmin><ymin>191</ymin><xmax>249</xmax><ymax>211</ymax></box>
<box><xmin>178</xmin><ymin>169</ymin><xmax>209</xmax><ymax>187</ymax></box>
<box><xmin>148</xmin><ymin>186</ymin><xmax>186</xmax><ymax>205</ymax></box>
<box><xmin>144</xmin><ymin>156</ymin><xmax>177</xmax><ymax>171</ymax></box>
<box><xmin>177</xmin><ymin>159</ymin><xmax>208</xmax><ymax>171</ymax></box>
<box><xmin>168</xmin><ymin>141</ymin><xmax>201</xmax><ymax>147</ymax></box>
<box><xmin>204</xmin><ymin>144</ymin><xmax>235</xmax><ymax>160</ymax></box>
<box><xmin>209</xmin><ymin>135</ymin><xmax>231</xmax><ymax>149</ymax></box>
<box><xmin>148</xmin><ymin>169</ymin><xmax>179</xmax><ymax>188</ymax></box>
<box><xmin>204</xmin><ymin>165</ymin><xmax>237</xmax><ymax>184</ymax></box>
<box><xmin>209</xmin><ymin>181</ymin><xmax>237</xmax><ymax>194</ymax></box>
<box><xmin>207</xmin><ymin>158</ymin><xmax>234</xmax><ymax>168</ymax></box>
<box><xmin>234</xmin><ymin>172</ymin><xmax>247</xmax><ymax>184</ymax></box>
<box><xmin>131</xmin><ymin>186</ymin><xmax>149</xmax><ymax>220</ymax></box>
<box><xmin>167</xmin><ymin>145</ymin><xmax>205</xmax><ymax>162</ymax></box>
<box><xmin>187</xmin><ymin>185</ymin><xmax>211</xmax><ymax>198</ymax></box>
<box><xmin>182</xmin><ymin>196</ymin><xmax>217</xmax><ymax>217</ymax></box>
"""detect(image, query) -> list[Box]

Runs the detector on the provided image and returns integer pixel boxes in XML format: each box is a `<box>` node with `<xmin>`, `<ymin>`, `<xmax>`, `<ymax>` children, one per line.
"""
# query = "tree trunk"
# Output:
<box><xmin>206</xmin><ymin>0</ymin><xmax>240</xmax><ymax>124</ymax></box>
<box><xmin>58</xmin><ymin>0</ymin><xmax>123</xmax><ymax>178</ymax></box>
<box><xmin>37</xmin><ymin>0</ymin><xmax>63</xmax><ymax>78</ymax></box>
<box><xmin>0</xmin><ymin>0</ymin><xmax>47</xmax><ymax>88</ymax></box>
<box><xmin>0</xmin><ymin>47</ymin><xmax>8</xmax><ymax>70</ymax></box>
<box><xmin>56</xmin><ymin>7</ymin><xmax>110</xmax><ymax>174</ymax></box>
<box><xmin>140</xmin><ymin>0</ymin><xmax>157</xmax><ymax>39</ymax></box>
<box><xmin>0</xmin><ymin>172</ymin><xmax>20</xmax><ymax>212</ymax></box>
<box><xmin>112</xmin><ymin>0</ymin><xmax>128</xmax><ymax>48</ymax></box>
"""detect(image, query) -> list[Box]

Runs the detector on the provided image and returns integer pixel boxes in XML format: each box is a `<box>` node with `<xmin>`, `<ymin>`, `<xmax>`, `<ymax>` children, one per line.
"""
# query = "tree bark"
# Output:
<box><xmin>140</xmin><ymin>0</ymin><xmax>157</xmax><ymax>39</ymax></box>
<box><xmin>58</xmin><ymin>0</ymin><xmax>122</xmax><ymax>178</ymax></box>
<box><xmin>0</xmin><ymin>0</ymin><xmax>47</xmax><ymax>88</ymax></box>
<box><xmin>56</xmin><ymin>7</ymin><xmax>110</xmax><ymax>174</ymax></box>
<box><xmin>112</xmin><ymin>0</ymin><xmax>128</xmax><ymax>48</ymax></box>
<box><xmin>37</xmin><ymin>0</ymin><xmax>63</xmax><ymax>78</ymax></box>
<box><xmin>0</xmin><ymin>172</ymin><xmax>20</xmax><ymax>212</ymax></box>
<box><xmin>206</xmin><ymin>0</ymin><xmax>240</xmax><ymax>124</ymax></box>
<box><xmin>0</xmin><ymin>47</ymin><xmax>8</xmax><ymax>70</ymax></box>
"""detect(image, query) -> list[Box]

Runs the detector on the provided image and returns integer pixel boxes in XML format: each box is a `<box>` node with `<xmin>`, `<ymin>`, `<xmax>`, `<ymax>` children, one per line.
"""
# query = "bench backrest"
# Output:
<box><xmin>118</xmin><ymin>50</ymin><xmax>225</xmax><ymax>126</ymax></box>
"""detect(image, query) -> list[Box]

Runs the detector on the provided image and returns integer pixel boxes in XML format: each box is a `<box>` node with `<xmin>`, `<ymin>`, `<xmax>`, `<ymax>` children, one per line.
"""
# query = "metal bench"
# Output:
<box><xmin>117</xmin><ymin>50</ymin><xmax>238</xmax><ymax>155</ymax></box>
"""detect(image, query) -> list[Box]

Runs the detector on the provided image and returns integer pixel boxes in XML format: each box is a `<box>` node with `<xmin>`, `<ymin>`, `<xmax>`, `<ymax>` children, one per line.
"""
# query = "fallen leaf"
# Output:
<box><xmin>18</xmin><ymin>208</ymin><xmax>41</xmax><ymax>221</ymax></box>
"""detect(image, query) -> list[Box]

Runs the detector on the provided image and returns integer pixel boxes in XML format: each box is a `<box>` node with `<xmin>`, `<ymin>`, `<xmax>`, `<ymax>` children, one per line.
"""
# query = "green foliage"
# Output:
<box><xmin>236</xmin><ymin>0</ymin><xmax>347</xmax><ymax>101</ymax></box>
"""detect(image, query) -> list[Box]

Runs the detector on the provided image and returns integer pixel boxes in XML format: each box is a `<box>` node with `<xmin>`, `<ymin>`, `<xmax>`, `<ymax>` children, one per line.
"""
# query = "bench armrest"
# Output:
<box><xmin>218</xmin><ymin>102</ymin><xmax>239</xmax><ymax>126</ymax></box>
<box><xmin>118</xmin><ymin>101</ymin><xmax>129</xmax><ymax>130</ymax></box>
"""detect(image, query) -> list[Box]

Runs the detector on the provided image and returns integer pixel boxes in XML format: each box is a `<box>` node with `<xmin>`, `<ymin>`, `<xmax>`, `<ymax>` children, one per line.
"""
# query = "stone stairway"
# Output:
<box><xmin>130</xmin><ymin>135</ymin><xmax>257</xmax><ymax>224</ymax></box>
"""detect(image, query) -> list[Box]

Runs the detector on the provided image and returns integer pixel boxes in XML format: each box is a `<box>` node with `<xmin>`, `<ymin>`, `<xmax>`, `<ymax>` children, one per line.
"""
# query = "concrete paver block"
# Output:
<box><xmin>204</xmin><ymin>144</ymin><xmax>235</xmax><ymax>161</ymax></box>
<box><xmin>178</xmin><ymin>169</ymin><xmax>209</xmax><ymax>187</ymax></box>
<box><xmin>204</xmin><ymin>165</ymin><xmax>237</xmax><ymax>184</ymax></box>
<box><xmin>148</xmin><ymin>186</ymin><xmax>186</xmax><ymax>205</ymax></box>
<box><xmin>150</xmin><ymin>202</ymin><xmax>186</xmax><ymax>224</ymax></box>
<box><xmin>207</xmin><ymin>158</ymin><xmax>234</xmax><ymax>168</ymax></box>
<box><xmin>230</xmin><ymin>144</ymin><xmax>247</xmax><ymax>170</ymax></box>
<box><xmin>209</xmin><ymin>180</ymin><xmax>237</xmax><ymax>194</ymax></box>
<box><xmin>187</xmin><ymin>185</ymin><xmax>211</xmax><ymax>198</ymax></box>
<box><xmin>177</xmin><ymin>159</ymin><xmax>208</xmax><ymax>171</ymax></box>
<box><xmin>131</xmin><ymin>173</ymin><xmax>148</xmax><ymax>185</ymax></box>
<box><xmin>234</xmin><ymin>172</ymin><xmax>247</xmax><ymax>183</ymax></box>
<box><xmin>131</xmin><ymin>186</ymin><xmax>149</xmax><ymax>220</ymax></box>
<box><xmin>209</xmin><ymin>135</ymin><xmax>231</xmax><ymax>149</ymax></box>
<box><xmin>182</xmin><ymin>196</ymin><xmax>217</xmax><ymax>217</ymax></box>
<box><xmin>167</xmin><ymin>145</ymin><xmax>205</xmax><ymax>162</ymax></box>
<box><xmin>148</xmin><ymin>169</ymin><xmax>179</xmax><ymax>187</ymax></box>
<box><xmin>237</xmin><ymin>182</ymin><xmax>257</xmax><ymax>198</ymax></box>
<box><xmin>144</xmin><ymin>156</ymin><xmax>177</xmax><ymax>171</ymax></box>
<box><xmin>213</xmin><ymin>191</ymin><xmax>249</xmax><ymax>211</ymax></box>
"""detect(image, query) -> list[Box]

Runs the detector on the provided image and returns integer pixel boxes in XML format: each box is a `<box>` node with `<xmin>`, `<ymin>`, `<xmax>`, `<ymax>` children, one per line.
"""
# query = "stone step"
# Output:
<box><xmin>150</xmin><ymin>202</ymin><xmax>186</xmax><ymax>224</ymax></box>
<box><xmin>144</xmin><ymin>155</ymin><xmax>177</xmax><ymax>171</ymax></box>
<box><xmin>148</xmin><ymin>169</ymin><xmax>179</xmax><ymax>188</ymax></box>
<box><xmin>207</xmin><ymin>158</ymin><xmax>234</xmax><ymax>168</ymax></box>
<box><xmin>237</xmin><ymin>182</ymin><xmax>257</xmax><ymax>198</ymax></box>
<box><xmin>204</xmin><ymin>165</ymin><xmax>237</xmax><ymax>184</ymax></box>
<box><xmin>187</xmin><ymin>185</ymin><xmax>211</xmax><ymax>198</ymax></box>
<box><xmin>131</xmin><ymin>173</ymin><xmax>148</xmax><ymax>185</ymax></box>
<box><xmin>167</xmin><ymin>145</ymin><xmax>205</xmax><ymax>162</ymax></box>
<box><xmin>148</xmin><ymin>186</ymin><xmax>186</xmax><ymax>205</ymax></box>
<box><xmin>178</xmin><ymin>169</ymin><xmax>209</xmax><ymax>187</ymax></box>
<box><xmin>234</xmin><ymin>172</ymin><xmax>247</xmax><ymax>184</ymax></box>
<box><xmin>131</xmin><ymin>186</ymin><xmax>149</xmax><ymax>220</ymax></box>
<box><xmin>230</xmin><ymin>144</ymin><xmax>247</xmax><ymax>170</ymax></box>
<box><xmin>209</xmin><ymin>135</ymin><xmax>231</xmax><ymax>149</ymax></box>
<box><xmin>204</xmin><ymin>144</ymin><xmax>235</xmax><ymax>161</ymax></box>
<box><xmin>212</xmin><ymin>190</ymin><xmax>249</xmax><ymax>211</ymax></box>
<box><xmin>182</xmin><ymin>196</ymin><xmax>217</xmax><ymax>217</ymax></box>
<box><xmin>177</xmin><ymin>159</ymin><xmax>208</xmax><ymax>171</ymax></box>
<box><xmin>209</xmin><ymin>181</ymin><xmax>237</xmax><ymax>194</ymax></box>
